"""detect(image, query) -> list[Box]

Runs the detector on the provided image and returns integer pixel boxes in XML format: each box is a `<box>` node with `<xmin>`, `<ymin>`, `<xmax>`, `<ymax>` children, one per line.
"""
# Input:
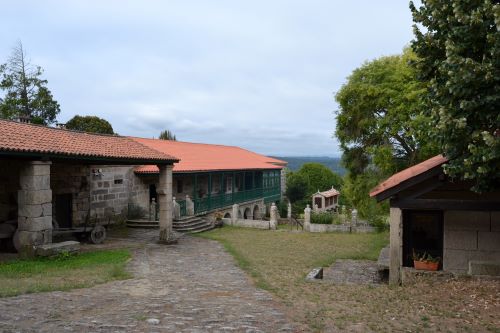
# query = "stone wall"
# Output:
<box><xmin>443</xmin><ymin>210</ymin><xmax>500</xmax><ymax>274</ymax></box>
<box><xmin>0</xmin><ymin>160</ymin><xmax>21</xmax><ymax>222</ymax></box>
<box><xmin>308</xmin><ymin>223</ymin><xmax>376</xmax><ymax>233</ymax></box>
<box><xmin>222</xmin><ymin>218</ymin><xmax>271</xmax><ymax>229</ymax></box>
<box><xmin>51</xmin><ymin>163</ymin><xmax>90</xmax><ymax>226</ymax></box>
<box><xmin>90</xmin><ymin>165</ymin><xmax>150</xmax><ymax>223</ymax></box>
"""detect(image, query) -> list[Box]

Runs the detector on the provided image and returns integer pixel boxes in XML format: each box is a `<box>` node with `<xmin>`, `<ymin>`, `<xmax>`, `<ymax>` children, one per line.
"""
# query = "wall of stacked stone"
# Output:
<box><xmin>308</xmin><ymin>223</ymin><xmax>376</xmax><ymax>233</ymax></box>
<box><xmin>443</xmin><ymin>210</ymin><xmax>500</xmax><ymax>274</ymax></box>
<box><xmin>51</xmin><ymin>163</ymin><xmax>91</xmax><ymax>227</ymax></box>
<box><xmin>0</xmin><ymin>160</ymin><xmax>22</xmax><ymax>222</ymax></box>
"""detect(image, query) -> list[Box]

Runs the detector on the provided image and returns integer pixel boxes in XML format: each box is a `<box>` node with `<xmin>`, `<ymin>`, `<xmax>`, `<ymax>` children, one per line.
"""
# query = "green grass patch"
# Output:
<box><xmin>0</xmin><ymin>249</ymin><xmax>132</xmax><ymax>297</ymax></box>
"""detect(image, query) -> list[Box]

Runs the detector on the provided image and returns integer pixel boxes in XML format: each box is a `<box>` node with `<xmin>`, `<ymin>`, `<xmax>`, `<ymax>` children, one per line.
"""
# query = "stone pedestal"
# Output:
<box><xmin>185</xmin><ymin>195</ymin><xmax>194</xmax><ymax>216</ymax></box>
<box><xmin>157</xmin><ymin>164</ymin><xmax>175</xmax><ymax>244</ymax></box>
<box><xmin>16</xmin><ymin>161</ymin><xmax>52</xmax><ymax>252</ymax></box>
<box><xmin>304</xmin><ymin>204</ymin><xmax>311</xmax><ymax>232</ymax></box>
<box><xmin>231</xmin><ymin>204</ymin><xmax>239</xmax><ymax>225</ymax></box>
<box><xmin>172</xmin><ymin>197</ymin><xmax>180</xmax><ymax>220</ymax></box>
<box><xmin>287</xmin><ymin>202</ymin><xmax>292</xmax><ymax>219</ymax></box>
<box><xmin>269</xmin><ymin>203</ymin><xmax>277</xmax><ymax>230</ymax></box>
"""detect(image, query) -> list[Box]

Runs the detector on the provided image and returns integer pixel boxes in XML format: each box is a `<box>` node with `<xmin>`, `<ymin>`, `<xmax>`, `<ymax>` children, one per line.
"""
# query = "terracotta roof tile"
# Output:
<box><xmin>370</xmin><ymin>154</ymin><xmax>448</xmax><ymax>198</ymax></box>
<box><xmin>131</xmin><ymin>137</ymin><xmax>286</xmax><ymax>173</ymax></box>
<box><xmin>0</xmin><ymin>120</ymin><xmax>178</xmax><ymax>163</ymax></box>
<box><xmin>316</xmin><ymin>187</ymin><xmax>340</xmax><ymax>197</ymax></box>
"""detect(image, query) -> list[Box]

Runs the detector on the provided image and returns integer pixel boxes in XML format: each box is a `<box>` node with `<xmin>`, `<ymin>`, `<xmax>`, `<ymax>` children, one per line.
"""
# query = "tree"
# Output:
<box><xmin>0</xmin><ymin>42</ymin><xmax>60</xmax><ymax>125</ymax></box>
<box><xmin>295</xmin><ymin>163</ymin><xmax>343</xmax><ymax>195</ymax></box>
<box><xmin>285</xmin><ymin>172</ymin><xmax>308</xmax><ymax>204</ymax></box>
<box><xmin>410</xmin><ymin>0</ymin><xmax>500</xmax><ymax>192</ymax></box>
<box><xmin>159</xmin><ymin>129</ymin><xmax>177</xmax><ymax>141</ymax></box>
<box><xmin>335</xmin><ymin>48</ymin><xmax>437</xmax><ymax>178</ymax></box>
<box><xmin>65</xmin><ymin>115</ymin><xmax>114</xmax><ymax>134</ymax></box>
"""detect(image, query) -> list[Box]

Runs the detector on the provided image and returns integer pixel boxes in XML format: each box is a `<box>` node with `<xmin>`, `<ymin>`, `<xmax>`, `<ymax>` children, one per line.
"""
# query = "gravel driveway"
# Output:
<box><xmin>0</xmin><ymin>230</ymin><xmax>294</xmax><ymax>332</ymax></box>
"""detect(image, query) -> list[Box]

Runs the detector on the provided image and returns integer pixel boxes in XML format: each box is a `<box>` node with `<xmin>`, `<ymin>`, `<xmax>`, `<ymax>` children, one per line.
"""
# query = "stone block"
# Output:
<box><xmin>19</xmin><ymin>175</ymin><xmax>51</xmax><ymax>190</ymax></box>
<box><xmin>42</xmin><ymin>203</ymin><xmax>52</xmax><ymax>217</ymax></box>
<box><xmin>444</xmin><ymin>211</ymin><xmax>490</xmax><ymax>231</ymax></box>
<box><xmin>92</xmin><ymin>189</ymin><xmax>108</xmax><ymax>195</ymax></box>
<box><xmin>35</xmin><ymin>241</ymin><xmax>80</xmax><ymax>257</ymax></box>
<box><xmin>18</xmin><ymin>189</ymin><xmax>52</xmax><ymax>205</ymax></box>
<box><xmin>492</xmin><ymin>212</ymin><xmax>500</xmax><ymax>232</ymax></box>
<box><xmin>104</xmin><ymin>194</ymin><xmax>115</xmax><ymax>200</ymax></box>
<box><xmin>18</xmin><ymin>215</ymin><xmax>52</xmax><ymax>232</ymax></box>
<box><xmin>14</xmin><ymin>229</ymin><xmax>51</xmax><ymax>249</ymax></box>
<box><xmin>19</xmin><ymin>162</ymin><xmax>51</xmax><ymax>177</ymax></box>
<box><xmin>468</xmin><ymin>261</ymin><xmax>500</xmax><ymax>276</ymax></box>
<box><xmin>478</xmin><ymin>232</ymin><xmax>500</xmax><ymax>251</ymax></box>
<box><xmin>443</xmin><ymin>248</ymin><xmax>470</xmax><ymax>271</ymax></box>
<box><xmin>91</xmin><ymin>201</ymin><xmax>107</xmax><ymax>209</ymax></box>
<box><xmin>444</xmin><ymin>230</ymin><xmax>478</xmax><ymax>250</ymax></box>
<box><xmin>18</xmin><ymin>204</ymin><xmax>43</xmax><ymax>218</ymax></box>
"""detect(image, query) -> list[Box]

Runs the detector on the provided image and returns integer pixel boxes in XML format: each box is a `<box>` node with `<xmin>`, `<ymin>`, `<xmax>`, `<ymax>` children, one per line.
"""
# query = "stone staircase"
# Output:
<box><xmin>173</xmin><ymin>216</ymin><xmax>214</xmax><ymax>234</ymax></box>
<box><xmin>126</xmin><ymin>216</ymin><xmax>214</xmax><ymax>234</ymax></box>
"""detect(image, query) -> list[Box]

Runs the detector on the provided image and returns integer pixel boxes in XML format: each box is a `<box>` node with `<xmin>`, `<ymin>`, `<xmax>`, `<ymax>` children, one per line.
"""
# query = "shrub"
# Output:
<box><xmin>368</xmin><ymin>214</ymin><xmax>389</xmax><ymax>232</ymax></box>
<box><xmin>277</xmin><ymin>201</ymin><xmax>288</xmax><ymax>217</ymax></box>
<box><xmin>311</xmin><ymin>212</ymin><xmax>335</xmax><ymax>224</ymax></box>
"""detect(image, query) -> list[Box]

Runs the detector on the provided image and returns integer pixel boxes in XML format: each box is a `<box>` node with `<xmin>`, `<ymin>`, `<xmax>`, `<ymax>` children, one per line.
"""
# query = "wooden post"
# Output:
<box><xmin>389</xmin><ymin>207</ymin><xmax>403</xmax><ymax>285</ymax></box>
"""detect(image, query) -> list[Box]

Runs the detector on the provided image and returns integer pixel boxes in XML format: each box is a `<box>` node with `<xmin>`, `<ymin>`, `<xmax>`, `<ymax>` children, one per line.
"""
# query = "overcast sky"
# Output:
<box><xmin>0</xmin><ymin>1</ymin><xmax>415</xmax><ymax>157</ymax></box>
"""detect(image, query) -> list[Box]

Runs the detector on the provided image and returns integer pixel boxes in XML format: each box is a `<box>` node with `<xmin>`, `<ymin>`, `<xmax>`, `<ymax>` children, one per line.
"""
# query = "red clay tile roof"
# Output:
<box><xmin>369</xmin><ymin>154</ymin><xmax>448</xmax><ymax>198</ymax></box>
<box><xmin>0</xmin><ymin>119</ymin><xmax>178</xmax><ymax>163</ymax></box>
<box><xmin>131</xmin><ymin>137</ymin><xmax>287</xmax><ymax>173</ymax></box>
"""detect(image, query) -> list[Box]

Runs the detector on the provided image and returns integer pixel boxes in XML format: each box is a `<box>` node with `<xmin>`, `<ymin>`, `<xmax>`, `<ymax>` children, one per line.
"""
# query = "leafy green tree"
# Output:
<box><xmin>159</xmin><ymin>129</ymin><xmax>177</xmax><ymax>141</ymax></box>
<box><xmin>335</xmin><ymin>48</ymin><xmax>437</xmax><ymax>178</ymax></box>
<box><xmin>285</xmin><ymin>172</ymin><xmax>308</xmax><ymax>204</ymax></box>
<box><xmin>0</xmin><ymin>42</ymin><xmax>60</xmax><ymax>125</ymax></box>
<box><xmin>410</xmin><ymin>0</ymin><xmax>500</xmax><ymax>192</ymax></box>
<box><xmin>65</xmin><ymin>115</ymin><xmax>114</xmax><ymax>134</ymax></box>
<box><xmin>296</xmin><ymin>163</ymin><xmax>343</xmax><ymax>195</ymax></box>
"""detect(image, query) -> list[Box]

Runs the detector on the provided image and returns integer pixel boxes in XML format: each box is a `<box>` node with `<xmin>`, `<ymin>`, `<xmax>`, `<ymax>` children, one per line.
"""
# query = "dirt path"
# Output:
<box><xmin>0</xmin><ymin>230</ymin><xmax>295</xmax><ymax>332</ymax></box>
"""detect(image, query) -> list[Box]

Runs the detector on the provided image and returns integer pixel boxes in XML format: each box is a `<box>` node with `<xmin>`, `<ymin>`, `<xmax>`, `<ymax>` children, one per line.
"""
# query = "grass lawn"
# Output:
<box><xmin>0</xmin><ymin>249</ymin><xmax>132</xmax><ymax>297</ymax></box>
<box><xmin>199</xmin><ymin>227</ymin><xmax>500</xmax><ymax>332</ymax></box>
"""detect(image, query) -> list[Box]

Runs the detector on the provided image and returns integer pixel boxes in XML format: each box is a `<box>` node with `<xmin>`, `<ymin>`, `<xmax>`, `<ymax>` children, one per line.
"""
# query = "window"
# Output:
<box><xmin>114</xmin><ymin>179</ymin><xmax>123</xmax><ymax>185</ymax></box>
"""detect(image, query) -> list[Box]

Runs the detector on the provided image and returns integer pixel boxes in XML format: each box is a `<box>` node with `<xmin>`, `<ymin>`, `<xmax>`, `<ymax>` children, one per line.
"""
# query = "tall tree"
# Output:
<box><xmin>159</xmin><ymin>129</ymin><xmax>177</xmax><ymax>141</ymax></box>
<box><xmin>410</xmin><ymin>0</ymin><xmax>500</xmax><ymax>192</ymax></box>
<box><xmin>65</xmin><ymin>115</ymin><xmax>114</xmax><ymax>134</ymax></box>
<box><xmin>0</xmin><ymin>42</ymin><xmax>60</xmax><ymax>125</ymax></box>
<box><xmin>335</xmin><ymin>48</ymin><xmax>437</xmax><ymax>178</ymax></box>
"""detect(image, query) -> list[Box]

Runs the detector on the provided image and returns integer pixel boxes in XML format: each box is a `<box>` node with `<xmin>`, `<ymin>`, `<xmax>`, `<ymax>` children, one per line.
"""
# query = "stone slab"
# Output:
<box><xmin>18</xmin><ymin>204</ymin><xmax>44</xmax><ymax>218</ymax></box>
<box><xmin>478</xmin><ymin>231</ymin><xmax>500</xmax><ymax>251</ymax></box>
<box><xmin>18</xmin><ymin>189</ymin><xmax>52</xmax><ymax>205</ymax></box>
<box><xmin>35</xmin><ymin>241</ymin><xmax>80</xmax><ymax>257</ymax></box>
<box><xmin>468</xmin><ymin>260</ymin><xmax>500</xmax><ymax>276</ymax></box>
<box><xmin>18</xmin><ymin>215</ymin><xmax>53</xmax><ymax>232</ymax></box>
<box><xmin>444</xmin><ymin>211</ymin><xmax>490</xmax><ymax>231</ymax></box>
<box><xmin>444</xmin><ymin>230</ymin><xmax>478</xmax><ymax>250</ymax></box>
<box><xmin>377</xmin><ymin>246</ymin><xmax>390</xmax><ymax>270</ymax></box>
<box><xmin>19</xmin><ymin>175</ymin><xmax>51</xmax><ymax>191</ymax></box>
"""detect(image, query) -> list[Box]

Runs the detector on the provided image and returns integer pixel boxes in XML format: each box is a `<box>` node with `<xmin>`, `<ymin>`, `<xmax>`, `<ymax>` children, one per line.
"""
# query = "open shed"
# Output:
<box><xmin>0</xmin><ymin>119</ymin><xmax>178</xmax><ymax>252</ymax></box>
<box><xmin>371</xmin><ymin>155</ymin><xmax>500</xmax><ymax>284</ymax></box>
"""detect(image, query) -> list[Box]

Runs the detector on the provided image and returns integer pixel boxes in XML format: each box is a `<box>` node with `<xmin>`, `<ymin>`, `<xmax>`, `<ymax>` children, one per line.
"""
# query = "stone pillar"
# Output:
<box><xmin>287</xmin><ymin>202</ymin><xmax>292</xmax><ymax>219</ymax></box>
<box><xmin>185</xmin><ymin>195</ymin><xmax>194</xmax><ymax>216</ymax></box>
<box><xmin>314</xmin><ymin>203</ymin><xmax>319</xmax><ymax>212</ymax></box>
<box><xmin>269</xmin><ymin>203</ymin><xmax>278</xmax><ymax>230</ymax></box>
<box><xmin>231</xmin><ymin>203</ymin><xmax>239</xmax><ymax>225</ymax></box>
<box><xmin>351</xmin><ymin>209</ymin><xmax>358</xmax><ymax>226</ymax></box>
<box><xmin>16</xmin><ymin>161</ymin><xmax>53</xmax><ymax>252</ymax></box>
<box><xmin>304</xmin><ymin>204</ymin><xmax>311</xmax><ymax>232</ymax></box>
<box><xmin>389</xmin><ymin>207</ymin><xmax>403</xmax><ymax>285</ymax></box>
<box><xmin>172</xmin><ymin>197</ymin><xmax>180</xmax><ymax>220</ymax></box>
<box><xmin>157</xmin><ymin>164</ymin><xmax>175</xmax><ymax>244</ymax></box>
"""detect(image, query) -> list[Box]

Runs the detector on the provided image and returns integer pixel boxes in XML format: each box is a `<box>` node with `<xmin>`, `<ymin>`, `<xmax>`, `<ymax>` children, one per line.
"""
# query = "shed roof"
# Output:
<box><xmin>131</xmin><ymin>137</ymin><xmax>286</xmax><ymax>173</ymax></box>
<box><xmin>314</xmin><ymin>187</ymin><xmax>340</xmax><ymax>197</ymax></box>
<box><xmin>0</xmin><ymin>119</ymin><xmax>178</xmax><ymax>164</ymax></box>
<box><xmin>370</xmin><ymin>154</ymin><xmax>448</xmax><ymax>199</ymax></box>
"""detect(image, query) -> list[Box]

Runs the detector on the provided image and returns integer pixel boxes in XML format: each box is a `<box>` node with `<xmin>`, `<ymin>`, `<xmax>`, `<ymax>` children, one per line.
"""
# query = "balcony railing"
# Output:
<box><xmin>191</xmin><ymin>186</ymin><xmax>281</xmax><ymax>215</ymax></box>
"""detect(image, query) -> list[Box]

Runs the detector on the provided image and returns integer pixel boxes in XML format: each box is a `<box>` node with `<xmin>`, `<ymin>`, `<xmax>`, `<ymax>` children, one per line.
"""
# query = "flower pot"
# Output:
<box><xmin>414</xmin><ymin>260</ymin><xmax>439</xmax><ymax>271</ymax></box>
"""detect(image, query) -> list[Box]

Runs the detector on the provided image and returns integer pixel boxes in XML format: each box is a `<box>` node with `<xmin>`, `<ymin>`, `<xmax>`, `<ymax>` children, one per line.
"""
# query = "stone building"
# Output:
<box><xmin>312</xmin><ymin>187</ymin><xmax>340</xmax><ymax>212</ymax></box>
<box><xmin>370</xmin><ymin>155</ymin><xmax>500</xmax><ymax>284</ymax></box>
<box><xmin>0</xmin><ymin>119</ymin><xmax>287</xmax><ymax>250</ymax></box>
<box><xmin>0</xmin><ymin>119</ymin><xmax>178</xmax><ymax>251</ymax></box>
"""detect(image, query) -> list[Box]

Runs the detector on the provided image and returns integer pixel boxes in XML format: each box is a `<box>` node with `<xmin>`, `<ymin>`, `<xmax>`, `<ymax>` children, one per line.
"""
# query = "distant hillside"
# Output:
<box><xmin>272</xmin><ymin>156</ymin><xmax>345</xmax><ymax>176</ymax></box>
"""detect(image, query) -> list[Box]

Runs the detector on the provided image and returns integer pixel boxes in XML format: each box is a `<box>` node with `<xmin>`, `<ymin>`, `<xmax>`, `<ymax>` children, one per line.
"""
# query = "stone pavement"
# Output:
<box><xmin>0</xmin><ymin>230</ymin><xmax>294</xmax><ymax>332</ymax></box>
<box><xmin>323</xmin><ymin>259</ymin><xmax>384</xmax><ymax>285</ymax></box>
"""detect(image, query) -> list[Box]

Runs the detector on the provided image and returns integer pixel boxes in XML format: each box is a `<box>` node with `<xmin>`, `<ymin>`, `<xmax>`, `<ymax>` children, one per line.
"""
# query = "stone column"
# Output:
<box><xmin>185</xmin><ymin>195</ymin><xmax>194</xmax><ymax>216</ymax></box>
<box><xmin>287</xmin><ymin>202</ymin><xmax>292</xmax><ymax>219</ymax></box>
<box><xmin>389</xmin><ymin>207</ymin><xmax>403</xmax><ymax>285</ymax></box>
<box><xmin>269</xmin><ymin>203</ymin><xmax>277</xmax><ymax>230</ymax></box>
<box><xmin>231</xmin><ymin>203</ymin><xmax>239</xmax><ymax>225</ymax></box>
<box><xmin>157</xmin><ymin>164</ymin><xmax>175</xmax><ymax>244</ymax></box>
<box><xmin>16</xmin><ymin>161</ymin><xmax>52</xmax><ymax>252</ymax></box>
<box><xmin>304</xmin><ymin>204</ymin><xmax>311</xmax><ymax>232</ymax></box>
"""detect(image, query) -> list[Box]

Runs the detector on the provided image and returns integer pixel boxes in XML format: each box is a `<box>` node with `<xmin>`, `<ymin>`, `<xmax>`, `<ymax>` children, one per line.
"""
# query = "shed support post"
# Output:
<box><xmin>389</xmin><ymin>207</ymin><xmax>403</xmax><ymax>285</ymax></box>
<box><xmin>157</xmin><ymin>164</ymin><xmax>175</xmax><ymax>244</ymax></box>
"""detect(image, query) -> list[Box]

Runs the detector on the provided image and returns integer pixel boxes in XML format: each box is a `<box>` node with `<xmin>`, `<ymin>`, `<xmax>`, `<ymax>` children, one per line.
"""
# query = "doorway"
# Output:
<box><xmin>55</xmin><ymin>194</ymin><xmax>73</xmax><ymax>228</ymax></box>
<box><xmin>402</xmin><ymin>210</ymin><xmax>443</xmax><ymax>268</ymax></box>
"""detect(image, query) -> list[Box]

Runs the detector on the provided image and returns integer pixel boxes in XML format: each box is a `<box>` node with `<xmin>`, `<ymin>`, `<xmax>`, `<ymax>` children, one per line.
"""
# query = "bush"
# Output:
<box><xmin>311</xmin><ymin>212</ymin><xmax>335</xmax><ymax>224</ymax></box>
<box><xmin>277</xmin><ymin>201</ymin><xmax>288</xmax><ymax>217</ymax></box>
<box><xmin>368</xmin><ymin>214</ymin><xmax>389</xmax><ymax>232</ymax></box>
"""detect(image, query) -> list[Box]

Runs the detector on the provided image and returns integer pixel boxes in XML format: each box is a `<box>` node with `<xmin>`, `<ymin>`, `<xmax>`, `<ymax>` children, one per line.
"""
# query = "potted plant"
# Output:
<box><xmin>412</xmin><ymin>250</ymin><xmax>440</xmax><ymax>271</ymax></box>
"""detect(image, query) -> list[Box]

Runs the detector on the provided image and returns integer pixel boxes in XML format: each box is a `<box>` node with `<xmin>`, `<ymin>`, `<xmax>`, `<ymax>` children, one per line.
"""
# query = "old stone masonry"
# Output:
<box><xmin>0</xmin><ymin>232</ymin><xmax>294</xmax><ymax>333</ymax></box>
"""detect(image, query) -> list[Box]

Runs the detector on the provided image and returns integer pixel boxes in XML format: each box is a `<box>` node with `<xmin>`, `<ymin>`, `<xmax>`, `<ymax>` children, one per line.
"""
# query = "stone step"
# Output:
<box><xmin>126</xmin><ymin>220</ymin><xmax>159</xmax><ymax>228</ymax></box>
<box><xmin>175</xmin><ymin>223</ymin><xmax>214</xmax><ymax>233</ymax></box>
<box><xmin>173</xmin><ymin>219</ymin><xmax>207</xmax><ymax>229</ymax></box>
